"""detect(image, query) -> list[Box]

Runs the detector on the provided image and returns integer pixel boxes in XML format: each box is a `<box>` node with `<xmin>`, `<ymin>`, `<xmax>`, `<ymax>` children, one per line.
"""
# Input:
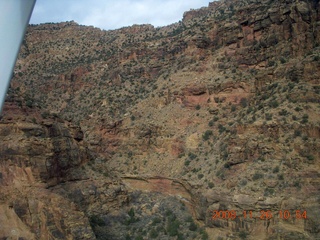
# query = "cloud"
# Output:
<box><xmin>30</xmin><ymin>0</ymin><xmax>211</xmax><ymax>30</ymax></box>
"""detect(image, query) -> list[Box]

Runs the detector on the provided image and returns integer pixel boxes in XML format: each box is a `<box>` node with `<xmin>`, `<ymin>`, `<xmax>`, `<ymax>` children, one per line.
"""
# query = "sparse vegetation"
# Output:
<box><xmin>3</xmin><ymin>2</ymin><xmax>320</xmax><ymax>240</ymax></box>
<box><xmin>269</xmin><ymin>100</ymin><xmax>279</xmax><ymax>108</ymax></box>
<box><xmin>265</xmin><ymin>113</ymin><xmax>273</xmax><ymax>121</ymax></box>
<box><xmin>188</xmin><ymin>152</ymin><xmax>197</xmax><ymax>160</ymax></box>
<box><xmin>218</xmin><ymin>124</ymin><xmax>226</xmax><ymax>134</ymax></box>
<box><xmin>273</xmin><ymin>166</ymin><xmax>280</xmax><ymax>173</ymax></box>
<box><xmin>240</xmin><ymin>98</ymin><xmax>248</xmax><ymax>108</ymax></box>
<box><xmin>301</xmin><ymin>114</ymin><xmax>309</xmax><ymax>124</ymax></box>
<box><xmin>202</xmin><ymin>130</ymin><xmax>213</xmax><ymax>141</ymax></box>
<box><xmin>184</xmin><ymin>160</ymin><xmax>191</xmax><ymax>166</ymax></box>
<box><xmin>252</xmin><ymin>172</ymin><xmax>263</xmax><ymax>181</ymax></box>
<box><xmin>239</xmin><ymin>231</ymin><xmax>248</xmax><ymax>240</ymax></box>
<box><xmin>198</xmin><ymin>173</ymin><xmax>204</xmax><ymax>179</ymax></box>
<box><xmin>294</xmin><ymin>129</ymin><xmax>301</xmax><ymax>137</ymax></box>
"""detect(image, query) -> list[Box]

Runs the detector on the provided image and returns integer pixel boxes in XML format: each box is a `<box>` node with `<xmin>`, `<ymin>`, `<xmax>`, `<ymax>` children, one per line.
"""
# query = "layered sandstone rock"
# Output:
<box><xmin>2</xmin><ymin>0</ymin><xmax>320</xmax><ymax>239</ymax></box>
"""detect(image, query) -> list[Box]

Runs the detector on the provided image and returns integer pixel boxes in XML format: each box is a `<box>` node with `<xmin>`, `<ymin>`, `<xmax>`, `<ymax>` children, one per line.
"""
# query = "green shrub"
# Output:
<box><xmin>125</xmin><ymin>234</ymin><xmax>132</xmax><ymax>240</ymax></box>
<box><xmin>89</xmin><ymin>215</ymin><xmax>105</xmax><ymax>227</ymax></box>
<box><xmin>267</xmin><ymin>60</ymin><xmax>276</xmax><ymax>67</ymax></box>
<box><xmin>301</xmin><ymin>114</ymin><xmax>309</xmax><ymax>124</ymax></box>
<box><xmin>294</xmin><ymin>129</ymin><xmax>301</xmax><ymax>137</ymax></box>
<box><xmin>224</xmin><ymin>163</ymin><xmax>230</xmax><ymax>169</ymax></box>
<box><xmin>200</xmin><ymin>228</ymin><xmax>209</xmax><ymax>240</ymax></box>
<box><xmin>269</xmin><ymin>100</ymin><xmax>279</xmax><ymax>108</ymax></box>
<box><xmin>189</xmin><ymin>222</ymin><xmax>197</xmax><ymax>231</ymax></box>
<box><xmin>152</xmin><ymin>217</ymin><xmax>161</xmax><ymax>225</ymax></box>
<box><xmin>216</xmin><ymin>170</ymin><xmax>225</xmax><ymax>179</ymax></box>
<box><xmin>41</xmin><ymin>111</ymin><xmax>50</xmax><ymax>119</ymax></box>
<box><xmin>280</xmin><ymin>57</ymin><xmax>287</xmax><ymax>63</ymax></box>
<box><xmin>240</xmin><ymin>98</ymin><xmax>248</xmax><ymax>108</ymax></box>
<box><xmin>264</xmin><ymin>188</ymin><xmax>275</xmax><ymax>196</ymax></box>
<box><xmin>265</xmin><ymin>113</ymin><xmax>273</xmax><ymax>121</ymax></box>
<box><xmin>273</xmin><ymin>166</ymin><xmax>279</xmax><ymax>173</ymax></box>
<box><xmin>188</xmin><ymin>152</ymin><xmax>197</xmax><ymax>160</ymax></box>
<box><xmin>186</xmin><ymin>216</ymin><xmax>193</xmax><ymax>222</ymax></box>
<box><xmin>239</xmin><ymin>179</ymin><xmax>247</xmax><ymax>186</ymax></box>
<box><xmin>167</xmin><ymin>219</ymin><xmax>180</xmax><ymax>236</ymax></box>
<box><xmin>125</xmin><ymin>208</ymin><xmax>138</xmax><ymax>225</ymax></box>
<box><xmin>26</xmin><ymin>99</ymin><xmax>33</xmax><ymax>108</ymax></box>
<box><xmin>218</xmin><ymin>124</ymin><xmax>226</xmax><ymax>134</ymax></box>
<box><xmin>177</xmin><ymin>233</ymin><xmax>185</xmax><ymax>240</ymax></box>
<box><xmin>202</xmin><ymin>130</ymin><xmax>213</xmax><ymax>141</ymax></box>
<box><xmin>165</xmin><ymin>210</ymin><xmax>173</xmax><ymax>216</ymax></box>
<box><xmin>279</xmin><ymin>109</ymin><xmax>288</xmax><ymax>116</ymax></box>
<box><xmin>306</xmin><ymin>155</ymin><xmax>314</xmax><ymax>161</ymax></box>
<box><xmin>246</xmin><ymin>106</ymin><xmax>253</xmax><ymax>114</ymax></box>
<box><xmin>252</xmin><ymin>172</ymin><xmax>263</xmax><ymax>180</ymax></box>
<box><xmin>239</xmin><ymin>231</ymin><xmax>248</xmax><ymax>239</ymax></box>
<box><xmin>293</xmin><ymin>181</ymin><xmax>301</xmax><ymax>188</ymax></box>
<box><xmin>287</xmin><ymin>68</ymin><xmax>299</xmax><ymax>83</ymax></box>
<box><xmin>149</xmin><ymin>229</ymin><xmax>158</xmax><ymax>238</ymax></box>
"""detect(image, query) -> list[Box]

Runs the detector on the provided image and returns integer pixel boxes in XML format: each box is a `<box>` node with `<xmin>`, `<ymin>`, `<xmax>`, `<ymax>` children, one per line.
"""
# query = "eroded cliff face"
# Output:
<box><xmin>0</xmin><ymin>103</ymin><xmax>128</xmax><ymax>239</ymax></box>
<box><xmin>2</xmin><ymin>0</ymin><xmax>320</xmax><ymax>239</ymax></box>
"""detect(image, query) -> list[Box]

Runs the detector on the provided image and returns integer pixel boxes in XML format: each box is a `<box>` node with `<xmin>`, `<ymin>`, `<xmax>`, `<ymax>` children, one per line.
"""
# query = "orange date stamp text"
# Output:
<box><xmin>211</xmin><ymin>210</ymin><xmax>307</xmax><ymax>220</ymax></box>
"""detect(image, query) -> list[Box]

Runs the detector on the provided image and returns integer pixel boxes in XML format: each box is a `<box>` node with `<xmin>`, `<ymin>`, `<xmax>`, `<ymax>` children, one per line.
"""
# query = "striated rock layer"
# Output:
<box><xmin>1</xmin><ymin>0</ymin><xmax>320</xmax><ymax>239</ymax></box>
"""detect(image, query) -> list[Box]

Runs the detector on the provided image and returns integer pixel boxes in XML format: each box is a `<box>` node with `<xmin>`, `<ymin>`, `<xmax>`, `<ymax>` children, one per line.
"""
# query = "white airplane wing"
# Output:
<box><xmin>0</xmin><ymin>0</ymin><xmax>36</xmax><ymax>113</ymax></box>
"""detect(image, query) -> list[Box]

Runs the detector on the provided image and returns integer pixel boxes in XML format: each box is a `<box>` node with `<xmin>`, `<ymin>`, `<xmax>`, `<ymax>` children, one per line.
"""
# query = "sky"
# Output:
<box><xmin>30</xmin><ymin>0</ymin><xmax>212</xmax><ymax>30</ymax></box>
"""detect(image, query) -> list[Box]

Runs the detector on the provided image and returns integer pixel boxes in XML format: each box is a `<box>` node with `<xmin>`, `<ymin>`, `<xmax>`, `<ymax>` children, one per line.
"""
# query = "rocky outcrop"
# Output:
<box><xmin>0</xmin><ymin>111</ymin><xmax>88</xmax><ymax>186</ymax></box>
<box><xmin>0</xmin><ymin>103</ymin><xmax>129</xmax><ymax>239</ymax></box>
<box><xmin>2</xmin><ymin>0</ymin><xmax>320</xmax><ymax>239</ymax></box>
